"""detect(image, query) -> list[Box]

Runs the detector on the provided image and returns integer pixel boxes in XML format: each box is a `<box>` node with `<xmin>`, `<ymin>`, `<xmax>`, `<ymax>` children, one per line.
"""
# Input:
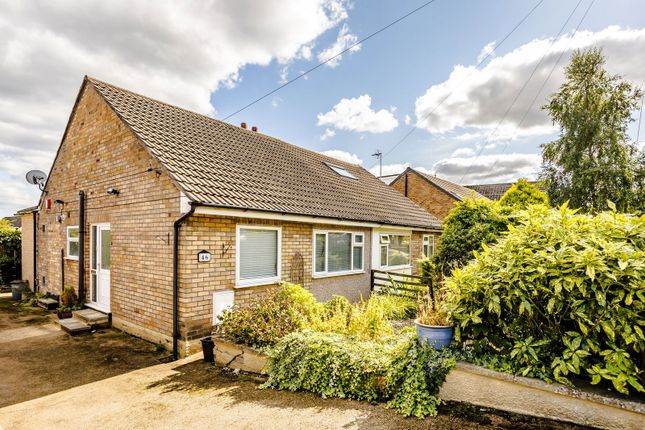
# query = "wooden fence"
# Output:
<box><xmin>370</xmin><ymin>269</ymin><xmax>435</xmax><ymax>305</ymax></box>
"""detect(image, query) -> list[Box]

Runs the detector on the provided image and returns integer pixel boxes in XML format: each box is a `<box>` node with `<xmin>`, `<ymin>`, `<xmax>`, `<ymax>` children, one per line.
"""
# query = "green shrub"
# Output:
<box><xmin>59</xmin><ymin>286</ymin><xmax>78</xmax><ymax>308</ymax></box>
<box><xmin>436</xmin><ymin>198</ymin><xmax>510</xmax><ymax>274</ymax></box>
<box><xmin>446</xmin><ymin>203</ymin><xmax>645</xmax><ymax>394</ymax></box>
<box><xmin>263</xmin><ymin>330</ymin><xmax>455</xmax><ymax>417</ymax></box>
<box><xmin>217</xmin><ymin>289</ymin><xmax>303</xmax><ymax>349</ymax></box>
<box><xmin>499</xmin><ymin>179</ymin><xmax>549</xmax><ymax>209</ymax></box>
<box><xmin>0</xmin><ymin>229</ymin><xmax>21</xmax><ymax>285</ymax></box>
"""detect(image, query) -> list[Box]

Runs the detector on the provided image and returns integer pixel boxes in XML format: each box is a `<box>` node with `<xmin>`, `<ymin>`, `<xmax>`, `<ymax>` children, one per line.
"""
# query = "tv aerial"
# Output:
<box><xmin>25</xmin><ymin>170</ymin><xmax>47</xmax><ymax>191</ymax></box>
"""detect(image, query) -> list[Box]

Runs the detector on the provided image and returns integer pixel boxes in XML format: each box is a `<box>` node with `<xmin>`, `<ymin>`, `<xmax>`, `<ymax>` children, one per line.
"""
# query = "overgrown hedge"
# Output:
<box><xmin>263</xmin><ymin>330</ymin><xmax>455</xmax><ymax>418</ymax></box>
<box><xmin>0</xmin><ymin>229</ymin><xmax>21</xmax><ymax>285</ymax></box>
<box><xmin>446</xmin><ymin>203</ymin><xmax>645</xmax><ymax>394</ymax></box>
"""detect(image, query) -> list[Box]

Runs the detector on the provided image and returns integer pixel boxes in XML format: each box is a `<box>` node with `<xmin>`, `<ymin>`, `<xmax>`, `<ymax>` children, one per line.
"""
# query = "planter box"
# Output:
<box><xmin>212</xmin><ymin>335</ymin><xmax>268</xmax><ymax>374</ymax></box>
<box><xmin>439</xmin><ymin>362</ymin><xmax>645</xmax><ymax>430</ymax></box>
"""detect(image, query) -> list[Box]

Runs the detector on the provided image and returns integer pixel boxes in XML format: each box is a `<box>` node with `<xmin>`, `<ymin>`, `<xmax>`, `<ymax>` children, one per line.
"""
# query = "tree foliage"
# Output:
<box><xmin>435</xmin><ymin>198</ymin><xmax>510</xmax><ymax>274</ymax></box>
<box><xmin>446</xmin><ymin>204</ymin><xmax>645</xmax><ymax>394</ymax></box>
<box><xmin>499</xmin><ymin>179</ymin><xmax>549</xmax><ymax>209</ymax></box>
<box><xmin>0</xmin><ymin>229</ymin><xmax>21</xmax><ymax>285</ymax></box>
<box><xmin>541</xmin><ymin>48</ymin><xmax>644</xmax><ymax>213</ymax></box>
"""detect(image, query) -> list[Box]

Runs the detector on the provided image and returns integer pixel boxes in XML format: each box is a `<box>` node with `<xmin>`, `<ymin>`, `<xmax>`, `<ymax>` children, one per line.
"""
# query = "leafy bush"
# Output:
<box><xmin>217</xmin><ymin>287</ymin><xmax>304</xmax><ymax>348</ymax></box>
<box><xmin>436</xmin><ymin>198</ymin><xmax>510</xmax><ymax>274</ymax></box>
<box><xmin>0</xmin><ymin>229</ymin><xmax>21</xmax><ymax>285</ymax></box>
<box><xmin>499</xmin><ymin>179</ymin><xmax>549</xmax><ymax>209</ymax></box>
<box><xmin>446</xmin><ymin>203</ymin><xmax>645</xmax><ymax>394</ymax></box>
<box><xmin>59</xmin><ymin>286</ymin><xmax>78</xmax><ymax>308</ymax></box>
<box><xmin>263</xmin><ymin>330</ymin><xmax>455</xmax><ymax>418</ymax></box>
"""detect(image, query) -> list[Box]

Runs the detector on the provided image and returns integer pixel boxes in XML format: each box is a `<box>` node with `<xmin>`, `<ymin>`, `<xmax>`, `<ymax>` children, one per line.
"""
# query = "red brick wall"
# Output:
<box><xmin>391</xmin><ymin>171</ymin><xmax>459</xmax><ymax>220</ymax></box>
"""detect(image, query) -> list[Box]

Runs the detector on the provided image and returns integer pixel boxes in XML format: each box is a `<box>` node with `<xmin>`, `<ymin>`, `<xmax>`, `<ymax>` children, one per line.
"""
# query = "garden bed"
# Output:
<box><xmin>213</xmin><ymin>335</ymin><xmax>267</xmax><ymax>374</ymax></box>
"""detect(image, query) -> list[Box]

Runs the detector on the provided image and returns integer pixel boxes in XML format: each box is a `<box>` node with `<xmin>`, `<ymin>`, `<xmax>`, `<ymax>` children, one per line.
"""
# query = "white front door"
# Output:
<box><xmin>90</xmin><ymin>224</ymin><xmax>111</xmax><ymax>312</ymax></box>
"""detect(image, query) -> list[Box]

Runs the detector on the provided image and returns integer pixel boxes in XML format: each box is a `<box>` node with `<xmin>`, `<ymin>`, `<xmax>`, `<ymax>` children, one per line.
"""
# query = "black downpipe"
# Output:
<box><xmin>404</xmin><ymin>173</ymin><xmax>409</xmax><ymax>197</ymax></box>
<box><xmin>173</xmin><ymin>203</ymin><xmax>196</xmax><ymax>361</ymax></box>
<box><xmin>33</xmin><ymin>210</ymin><xmax>37</xmax><ymax>293</ymax></box>
<box><xmin>61</xmin><ymin>249</ymin><xmax>65</xmax><ymax>291</ymax></box>
<box><xmin>78</xmin><ymin>191</ymin><xmax>85</xmax><ymax>304</ymax></box>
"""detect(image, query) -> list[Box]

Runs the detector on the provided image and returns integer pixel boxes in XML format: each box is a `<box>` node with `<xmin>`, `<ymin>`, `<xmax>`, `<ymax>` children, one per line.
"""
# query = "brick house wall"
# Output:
<box><xmin>391</xmin><ymin>170</ymin><xmax>459</xmax><ymax>220</ymax></box>
<box><xmin>37</xmin><ymin>85</ymin><xmax>181</xmax><ymax>346</ymax></box>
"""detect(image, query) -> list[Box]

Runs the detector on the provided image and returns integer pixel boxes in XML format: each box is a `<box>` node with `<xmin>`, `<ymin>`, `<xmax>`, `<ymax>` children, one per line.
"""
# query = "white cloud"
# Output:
<box><xmin>477</xmin><ymin>41</ymin><xmax>496</xmax><ymax>63</ymax></box>
<box><xmin>0</xmin><ymin>0</ymin><xmax>351</xmax><ymax>216</ymax></box>
<box><xmin>404</xmin><ymin>114</ymin><xmax>411</xmax><ymax>125</ymax></box>
<box><xmin>431</xmin><ymin>153</ymin><xmax>541</xmax><ymax>184</ymax></box>
<box><xmin>320</xmin><ymin>128</ymin><xmax>336</xmax><ymax>141</ymax></box>
<box><xmin>451</xmin><ymin>147</ymin><xmax>476</xmax><ymax>157</ymax></box>
<box><xmin>317</xmin><ymin>94</ymin><xmax>399</xmax><ymax>133</ymax></box>
<box><xmin>319</xmin><ymin>149</ymin><xmax>362</xmax><ymax>165</ymax></box>
<box><xmin>317</xmin><ymin>23</ymin><xmax>361</xmax><ymax>67</ymax></box>
<box><xmin>415</xmin><ymin>26</ymin><xmax>645</xmax><ymax>140</ymax></box>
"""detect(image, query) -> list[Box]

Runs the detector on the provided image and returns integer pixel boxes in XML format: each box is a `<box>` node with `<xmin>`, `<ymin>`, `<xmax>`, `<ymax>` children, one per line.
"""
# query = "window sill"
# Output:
<box><xmin>313</xmin><ymin>270</ymin><xmax>364</xmax><ymax>279</ymax></box>
<box><xmin>235</xmin><ymin>277</ymin><xmax>281</xmax><ymax>289</ymax></box>
<box><xmin>64</xmin><ymin>257</ymin><xmax>79</xmax><ymax>261</ymax></box>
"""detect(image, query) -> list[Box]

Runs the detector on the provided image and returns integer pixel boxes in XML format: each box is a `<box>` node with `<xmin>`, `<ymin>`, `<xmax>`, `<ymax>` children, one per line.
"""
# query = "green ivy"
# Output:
<box><xmin>446</xmin><ymin>203</ymin><xmax>645</xmax><ymax>394</ymax></box>
<box><xmin>0</xmin><ymin>229</ymin><xmax>21</xmax><ymax>285</ymax></box>
<box><xmin>263</xmin><ymin>331</ymin><xmax>456</xmax><ymax>418</ymax></box>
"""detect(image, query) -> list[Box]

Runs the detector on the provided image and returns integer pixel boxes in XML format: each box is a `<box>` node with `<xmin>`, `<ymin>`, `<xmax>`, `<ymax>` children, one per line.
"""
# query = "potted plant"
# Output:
<box><xmin>415</xmin><ymin>296</ymin><xmax>453</xmax><ymax>350</ymax></box>
<box><xmin>56</xmin><ymin>286</ymin><xmax>78</xmax><ymax>319</ymax></box>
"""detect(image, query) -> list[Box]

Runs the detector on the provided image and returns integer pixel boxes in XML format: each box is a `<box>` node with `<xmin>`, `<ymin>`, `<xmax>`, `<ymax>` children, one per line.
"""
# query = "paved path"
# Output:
<box><xmin>0</xmin><ymin>324</ymin><xmax>59</xmax><ymax>344</ymax></box>
<box><xmin>0</xmin><ymin>354</ymin><xmax>370</xmax><ymax>430</ymax></box>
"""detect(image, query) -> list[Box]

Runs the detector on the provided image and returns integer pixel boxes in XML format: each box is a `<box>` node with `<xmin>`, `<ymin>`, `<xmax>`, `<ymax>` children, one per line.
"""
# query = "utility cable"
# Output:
<box><xmin>222</xmin><ymin>0</ymin><xmax>441</xmax><ymax>121</ymax></box>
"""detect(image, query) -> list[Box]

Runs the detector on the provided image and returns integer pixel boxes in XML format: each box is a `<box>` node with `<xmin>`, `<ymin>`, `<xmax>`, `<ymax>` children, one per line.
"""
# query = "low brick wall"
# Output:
<box><xmin>212</xmin><ymin>336</ymin><xmax>267</xmax><ymax>374</ymax></box>
<box><xmin>439</xmin><ymin>362</ymin><xmax>645</xmax><ymax>430</ymax></box>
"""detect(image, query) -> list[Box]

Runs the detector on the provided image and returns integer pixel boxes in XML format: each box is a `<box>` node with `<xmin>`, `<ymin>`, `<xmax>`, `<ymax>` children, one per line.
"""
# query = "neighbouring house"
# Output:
<box><xmin>34</xmin><ymin>76</ymin><xmax>442</xmax><ymax>357</ymax></box>
<box><xmin>385</xmin><ymin>168</ymin><xmax>485</xmax><ymax>221</ymax></box>
<box><xmin>465</xmin><ymin>181</ymin><xmax>541</xmax><ymax>200</ymax></box>
<box><xmin>1</xmin><ymin>216</ymin><xmax>21</xmax><ymax>230</ymax></box>
<box><xmin>15</xmin><ymin>207</ymin><xmax>37</xmax><ymax>290</ymax></box>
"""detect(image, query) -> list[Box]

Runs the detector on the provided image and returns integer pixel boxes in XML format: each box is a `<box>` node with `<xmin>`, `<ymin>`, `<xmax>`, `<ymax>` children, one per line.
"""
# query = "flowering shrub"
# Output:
<box><xmin>446</xmin><ymin>203</ymin><xmax>645</xmax><ymax>394</ymax></box>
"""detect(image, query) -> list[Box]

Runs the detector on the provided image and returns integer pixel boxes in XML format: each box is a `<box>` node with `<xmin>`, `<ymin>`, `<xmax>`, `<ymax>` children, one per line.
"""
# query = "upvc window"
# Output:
<box><xmin>236</xmin><ymin>226</ymin><xmax>281</xmax><ymax>287</ymax></box>
<box><xmin>66</xmin><ymin>226</ymin><xmax>79</xmax><ymax>260</ymax></box>
<box><xmin>379</xmin><ymin>233</ymin><xmax>410</xmax><ymax>268</ymax></box>
<box><xmin>314</xmin><ymin>231</ymin><xmax>364</xmax><ymax>276</ymax></box>
<box><xmin>423</xmin><ymin>235</ymin><xmax>435</xmax><ymax>258</ymax></box>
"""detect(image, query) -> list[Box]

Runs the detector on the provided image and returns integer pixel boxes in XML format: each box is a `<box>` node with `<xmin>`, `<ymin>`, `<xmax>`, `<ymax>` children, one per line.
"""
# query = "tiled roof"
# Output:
<box><xmin>86</xmin><ymin>77</ymin><xmax>441</xmax><ymax>230</ymax></box>
<box><xmin>465</xmin><ymin>181</ymin><xmax>541</xmax><ymax>200</ymax></box>
<box><xmin>412</xmin><ymin>169</ymin><xmax>485</xmax><ymax>200</ymax></box>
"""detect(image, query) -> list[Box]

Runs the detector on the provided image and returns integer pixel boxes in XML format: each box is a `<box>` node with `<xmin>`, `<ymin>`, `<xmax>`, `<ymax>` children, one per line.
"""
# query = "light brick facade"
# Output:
<box><xmin>37</xmin><ymin>84</ymin><xmax>438</xmax><ymax>355</ymax></box>
<box><xmin>391</xmin><ymin>170</ymin><xmax>459</xmax><ymax>220</ymax></box>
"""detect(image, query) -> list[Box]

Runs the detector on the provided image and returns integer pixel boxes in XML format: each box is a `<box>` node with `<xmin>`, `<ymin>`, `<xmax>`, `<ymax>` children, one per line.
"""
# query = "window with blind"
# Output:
<box><xmin>313</xmin><ymin>231</ymin><xmax>364</xmax><ymax>276</ymax></box>
<box><xmin>379</xmin><ymin>233</ymin><xmax>410</xmax><ymax>267</ymax></box>
<box><xmin>236</xmin><ymin>226</ymin><xmax>281</xmax><ymax>286</ymax></box>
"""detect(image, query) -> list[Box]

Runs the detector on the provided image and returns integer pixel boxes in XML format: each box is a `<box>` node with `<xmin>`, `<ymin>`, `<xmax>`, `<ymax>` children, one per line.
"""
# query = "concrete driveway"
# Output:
<box><xmin>0</xmin><ymin>352</ymin><xmax>591</xmax><ymax>430</ymax></box>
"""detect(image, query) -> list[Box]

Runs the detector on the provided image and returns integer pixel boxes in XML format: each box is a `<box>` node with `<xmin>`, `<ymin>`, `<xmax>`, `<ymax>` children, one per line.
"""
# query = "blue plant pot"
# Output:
<box><xmin>415</xmin><ymin>319</ymin><xmax>454</xmax><ymax>350</ymax></box>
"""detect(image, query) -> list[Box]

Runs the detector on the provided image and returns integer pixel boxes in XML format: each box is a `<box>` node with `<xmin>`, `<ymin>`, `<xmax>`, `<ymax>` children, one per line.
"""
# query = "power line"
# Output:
<box><xmin>459</xmin><ymin>0</ymin><xmax>589</xmax><ymax>183</ymax></box>
<box><xmin>371</xmin><ymin>0</ymin><xmax>545</xmax><ymax>169</ymax></box>
<box><xmin>222</xmin><ymin>0</ymin><xmax>441</xmax><ymax>121</ymax></box>
<box><xmin>636</xmin><ymin>92</ymin><xmax>644</xmax><ymax>143</ymax></box>
<box><xmin>481</xmin><ymin>0</ymin><xmax>596</xmax><ymax>179</ymax></box>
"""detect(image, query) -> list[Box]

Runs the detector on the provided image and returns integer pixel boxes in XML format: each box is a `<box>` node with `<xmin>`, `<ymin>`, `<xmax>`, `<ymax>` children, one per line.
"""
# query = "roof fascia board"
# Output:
<box><xmin>193</xmin><ymin>205</ymin><xmax>441</xmax><ymax>231</ymax></box>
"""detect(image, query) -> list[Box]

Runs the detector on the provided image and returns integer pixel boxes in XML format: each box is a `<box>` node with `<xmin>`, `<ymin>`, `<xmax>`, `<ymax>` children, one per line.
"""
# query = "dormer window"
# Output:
<box><xmin>325</xmin><ymin>162</ymin><xmax>357</xmax><ymax>179</ymax></box>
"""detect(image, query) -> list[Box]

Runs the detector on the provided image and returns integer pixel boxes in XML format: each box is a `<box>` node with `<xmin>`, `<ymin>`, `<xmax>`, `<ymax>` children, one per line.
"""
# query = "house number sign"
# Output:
<box><xmin>198</xmin><ymin>250</ymin><xmax>211</xmax><ymax>262</ymax></box>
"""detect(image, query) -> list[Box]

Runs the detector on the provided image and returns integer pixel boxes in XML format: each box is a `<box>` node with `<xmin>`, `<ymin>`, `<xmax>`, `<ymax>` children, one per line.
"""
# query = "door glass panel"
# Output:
<box><xmin>91</xmin><ymin>273</ymin><xmax>97</xmax><ymax>302</ymax></box>
<box><xmin>91</xmin><ymin>226</ymin><xmax>97</xmax><ymax>270</ymax></box>
<box><xmin>101</xmin><ymin>229</ymin><xmax>111</xmax><ymax>270</ymax></box>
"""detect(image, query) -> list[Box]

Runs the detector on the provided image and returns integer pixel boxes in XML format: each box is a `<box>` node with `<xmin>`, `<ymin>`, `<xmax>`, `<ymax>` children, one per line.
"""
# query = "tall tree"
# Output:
<box><xmin>541</xmin><ymin>48</ymin><xmax>643</xmax><ymax>212</ymax></box>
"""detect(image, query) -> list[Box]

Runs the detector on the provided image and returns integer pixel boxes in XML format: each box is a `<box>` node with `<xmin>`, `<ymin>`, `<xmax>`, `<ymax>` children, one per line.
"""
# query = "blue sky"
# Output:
<box><xmin>1</xmin><ymin>0</ymin><xmax>645</xmax><ymax>217</ymax></box>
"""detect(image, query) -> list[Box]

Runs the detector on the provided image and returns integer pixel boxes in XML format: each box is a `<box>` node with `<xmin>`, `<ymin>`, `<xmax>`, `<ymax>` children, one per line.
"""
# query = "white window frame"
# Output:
<box><xmin>313</xmin><ymin>230</ymin><xmax>364</xmax><ymax>278</ymax></box>
<box><xmin>378</xmin><ymin>232</ymin><xmax>411</xmax><ymax>270</ymax></box>
<box><xmin>422</xmin><ymin>234</ymin><xmax>435</xmax><ymax>258</ymax></box>
<box><xmin>66</xmin><ymin>226</ymin><xmax>79</xmax><ymax>260</ymax></box>
<box><xmin>235</xmin><ymin>225</ymin><xmax>282</xmax><ymax>288</ymax></box>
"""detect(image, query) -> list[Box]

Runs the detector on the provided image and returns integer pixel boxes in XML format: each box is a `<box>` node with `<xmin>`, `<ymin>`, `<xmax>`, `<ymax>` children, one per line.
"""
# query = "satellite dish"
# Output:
<box><xmin>26</xmin><ymin>170</ymin><xmax>47</xmax><ymax>191</ymax></box>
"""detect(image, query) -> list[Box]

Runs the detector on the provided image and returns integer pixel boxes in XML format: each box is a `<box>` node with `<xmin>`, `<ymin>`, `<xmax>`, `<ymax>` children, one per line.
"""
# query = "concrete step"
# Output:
<box><xmin>37</xmin><ymin>297</ymin><xmax>59</xmax><ymax>310</ymax></box>
<box><xmin>73</xmin><ymin>309</ymin><xmax>110</xmax><ymax>328</ymax></box>
<box><xmin>57</xmin><ymin>317</ymin><xmax>91</xmax><ymax>335</ymax></box>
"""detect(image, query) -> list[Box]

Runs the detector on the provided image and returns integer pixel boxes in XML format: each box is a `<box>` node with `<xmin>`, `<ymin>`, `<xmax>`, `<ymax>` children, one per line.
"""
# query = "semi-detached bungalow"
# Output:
<box><xmin>34</xmin><ymin>76</ymin><xmax>442</xmax><ymax>358</ymax></box>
